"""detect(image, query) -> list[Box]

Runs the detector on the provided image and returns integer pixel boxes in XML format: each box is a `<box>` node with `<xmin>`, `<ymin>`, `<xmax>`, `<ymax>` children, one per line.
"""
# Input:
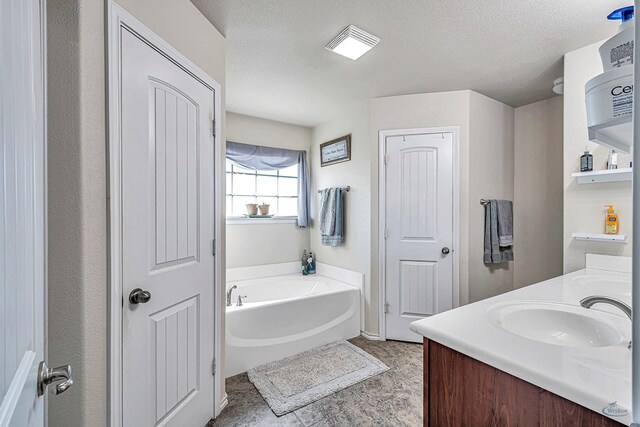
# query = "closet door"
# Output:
<box><xmin>119</xmin><ymin>23</ymin><xmax>216</xmax><ymax>427</ymax></box>
<box><xmin>384</xmin><ymin>132</ymin><xmax>454</xmax><ymax>342</ymax></box>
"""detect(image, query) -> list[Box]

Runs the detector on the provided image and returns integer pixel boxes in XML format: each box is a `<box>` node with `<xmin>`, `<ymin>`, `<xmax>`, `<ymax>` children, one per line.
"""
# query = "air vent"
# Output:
<box><xmin>325</xmin><ymin>25</ymin><xmax>380</xmax><ymax>60</ymax></box>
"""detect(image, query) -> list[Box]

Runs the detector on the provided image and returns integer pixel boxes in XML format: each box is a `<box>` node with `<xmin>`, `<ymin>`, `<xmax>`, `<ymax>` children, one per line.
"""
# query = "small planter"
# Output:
<box><xmin>246</xmin><ymin>203</ymin><xmax>258</xmax><ymax>216</ymax></box>
<box><xmin>258</xmin><ymin>203</ymin><xmax>270</xmax><ymax>215</ymax></box>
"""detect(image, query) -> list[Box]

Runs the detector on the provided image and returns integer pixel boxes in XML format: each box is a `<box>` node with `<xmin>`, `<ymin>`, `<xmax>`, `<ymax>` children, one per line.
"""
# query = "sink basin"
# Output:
<box><xmin>569</xmin><ymin>275</ymin><xmax>631</xmax><ymax>306</ymax></box>
<box><xmin>486</xmin><ymin>302</ymin><xmax>626</xmax><ymax>348</ymax></box>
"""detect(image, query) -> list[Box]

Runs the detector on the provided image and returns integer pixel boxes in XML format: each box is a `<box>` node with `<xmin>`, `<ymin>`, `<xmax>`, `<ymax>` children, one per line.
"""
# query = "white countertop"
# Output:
<box><xmin>410</xmin><ymin>268</ymin><xmax>632</xmax><ymax>425</ymax></box>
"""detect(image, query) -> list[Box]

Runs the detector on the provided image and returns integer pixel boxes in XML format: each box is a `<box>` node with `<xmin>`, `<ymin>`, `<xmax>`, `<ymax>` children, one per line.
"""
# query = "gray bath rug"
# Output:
<box><xmin>247</xmin><ymin>340</ymin><xmax>389</xmax><ymax>416</ymax></box>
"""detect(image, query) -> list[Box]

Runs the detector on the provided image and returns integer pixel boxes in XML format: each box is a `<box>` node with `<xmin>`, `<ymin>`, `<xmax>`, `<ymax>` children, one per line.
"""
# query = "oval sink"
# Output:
<box><xmin>570</xmin><ymin>275</ymin><xmax>631</xmax><ymax>305</ymax></box>
<box><xmin>486</xmin><ymin>302</ymin><xmax>626</xmax><ymax>348</ymax></box>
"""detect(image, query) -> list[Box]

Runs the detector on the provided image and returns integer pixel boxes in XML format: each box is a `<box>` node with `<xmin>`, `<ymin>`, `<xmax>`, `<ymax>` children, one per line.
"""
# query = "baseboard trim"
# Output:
<box><xmin>219</xmin><ymin>394</ymin><xmax>228</xmax><ymax>413</ymax></box>
<box><xmin>360</xmin><ymin>331</ymin><xmax>382</xmax><ymax>341</ymax></box>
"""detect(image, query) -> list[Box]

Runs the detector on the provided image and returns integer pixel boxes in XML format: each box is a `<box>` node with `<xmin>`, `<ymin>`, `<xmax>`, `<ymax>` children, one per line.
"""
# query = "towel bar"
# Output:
<box><xmin>318</xmin><ymin>186</ymin><xmax>350</xmax><ymax>193</ymax></box>
<box><xmin>480</xmin><ymin>199</ymin><xmax>490</xmax><ymax>206</ymax></box>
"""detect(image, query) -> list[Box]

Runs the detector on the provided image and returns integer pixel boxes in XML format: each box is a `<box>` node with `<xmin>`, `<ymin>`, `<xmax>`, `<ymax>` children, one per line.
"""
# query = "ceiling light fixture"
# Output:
<box><xmin>325</xmin><ymin>25</ymin><xmax>380</xmax><ymax>60</ymax></box>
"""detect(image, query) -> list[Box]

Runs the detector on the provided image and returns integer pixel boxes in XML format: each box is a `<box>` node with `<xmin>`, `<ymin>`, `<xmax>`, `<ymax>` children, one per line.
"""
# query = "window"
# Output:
<box><xmin>226</xmin><ymin>160</ymin><xmax>298</xmax><ymax>217</ymax></box>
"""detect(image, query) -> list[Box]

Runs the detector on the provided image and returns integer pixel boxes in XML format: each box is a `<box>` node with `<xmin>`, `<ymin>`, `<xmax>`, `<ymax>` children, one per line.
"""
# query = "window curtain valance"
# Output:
<box><xmin>226</xmin><ymin>141</ymin><xmax>310</xmax><ymax>228</ymax></box>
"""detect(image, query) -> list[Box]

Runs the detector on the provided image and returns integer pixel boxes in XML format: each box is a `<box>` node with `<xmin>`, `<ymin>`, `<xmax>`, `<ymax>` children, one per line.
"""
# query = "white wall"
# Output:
<box><xmin>514</xmin><ymin>96</ymin><xmax>564</xmax><ymax>288</ymax></box>
<box><xmin>226</xmin><ymin>112</ymin><xmax>311</xmax><ymax>268</ymax></box>
<box><xmin>563</xmin><ymin>41</ymin><xmax>632</xmax><ymax>273</ymax></box>
<box><xmin>47</xmin><ymin>1</ymin><xmax>107</xmax><ymax>424</ymax></box>
<box><xmin>467</xmin><ymin>92</ymin><xmax>515</xmax><ymax>302</ymax></box>
<box><xmin>310</xmin><ymin>101</ymin><xmax>373</xmax><ymax>330</ymax></box>
<box><xmin>47</xmin><ymin>0</ymin><xmax>226</xmax><ymax>425</ymax></box>
<box><xmin>227</xmin><ymin>112</ymin><xmax>311</xmax><ymax>151</ymax></box>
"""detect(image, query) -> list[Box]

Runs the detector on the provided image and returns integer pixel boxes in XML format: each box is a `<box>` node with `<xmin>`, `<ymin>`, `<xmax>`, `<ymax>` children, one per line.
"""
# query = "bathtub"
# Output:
<box><xmin>225</xmin><ymin>274</ymin><xmax>360</xmax><ymax>377</ymax></box>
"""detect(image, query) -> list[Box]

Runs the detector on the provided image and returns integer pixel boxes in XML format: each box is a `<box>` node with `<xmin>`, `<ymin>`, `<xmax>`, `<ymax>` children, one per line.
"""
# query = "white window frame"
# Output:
<box><xmin>225</xmin><ymin>160</ymin><xmax>299</xmax><ymax>223</ymax></box>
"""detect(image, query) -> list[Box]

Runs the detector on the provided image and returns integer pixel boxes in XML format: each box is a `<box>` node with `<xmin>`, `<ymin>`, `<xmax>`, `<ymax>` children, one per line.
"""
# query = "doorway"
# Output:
<box><xmin>378</xmin><ymin>128</ymin><xmax>459</xmax><ymax>342</ymax></box>
<box><xmin>107</xmin><ymin>4</ymin><xmax>224</xmax><ymax>426</ymax></box>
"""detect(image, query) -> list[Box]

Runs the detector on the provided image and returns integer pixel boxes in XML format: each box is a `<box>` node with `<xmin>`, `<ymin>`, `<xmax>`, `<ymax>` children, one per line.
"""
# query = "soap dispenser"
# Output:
<box><xmin>301</xmin><ymin>250</ymin><xmax>308</xmax><ymax>274</ymax></box>
<box><xmin>580</xmin><ymin>147</ymin><xmax>593</xmax><ymax>172</ymax></box>
<box><xmin>605</xmin><ymin>205</ymin><xmax>619</xmax><ymax>235</ymax></box>
<box><xmin>307</xmin><ymin>252</ymin><xmax>316</xmax><ymax>275</ymax></box>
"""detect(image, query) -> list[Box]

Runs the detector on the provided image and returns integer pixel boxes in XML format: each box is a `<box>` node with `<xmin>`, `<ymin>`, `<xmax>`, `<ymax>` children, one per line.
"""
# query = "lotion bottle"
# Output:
<box><xmin>607</xmin><ymin>150</ymin><xmax>618</xmax><ymax>169</ymax></box>
<box><xmin>605</xmin><ymin>205</ymin><xmax>619</xmax><ymax>234</ymax></box>
<box><xmin>599</xmin><ymin>6</ymin><xmax>635</xmax><ymax>71</ymax></box>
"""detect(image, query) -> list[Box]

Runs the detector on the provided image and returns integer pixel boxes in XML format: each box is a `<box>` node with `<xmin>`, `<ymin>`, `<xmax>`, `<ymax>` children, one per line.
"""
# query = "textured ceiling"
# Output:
<box><xmin>192</xmin><ymin>0</ymin><xmax>629</xmax><ymax>127</ymax></box>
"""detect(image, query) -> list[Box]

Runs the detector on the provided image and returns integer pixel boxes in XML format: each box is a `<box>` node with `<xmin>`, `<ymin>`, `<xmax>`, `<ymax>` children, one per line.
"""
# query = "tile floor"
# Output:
<box><xmin>207</xmin><ymin>336</ymin><xmax>423</xmax><ymax>427</ymax></box>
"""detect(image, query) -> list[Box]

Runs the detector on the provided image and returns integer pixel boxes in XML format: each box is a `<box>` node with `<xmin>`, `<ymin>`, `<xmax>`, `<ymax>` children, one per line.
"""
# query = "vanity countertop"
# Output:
<box><xmin>410</xmin><ymin>267</ymin><xmax>632</xmax><ymax>425</ymax></box>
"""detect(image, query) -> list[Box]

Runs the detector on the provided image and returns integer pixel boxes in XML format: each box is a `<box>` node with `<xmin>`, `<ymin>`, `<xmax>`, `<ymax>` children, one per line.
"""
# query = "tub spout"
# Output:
<box><xmin>237</xmin><ymin>295</ymin><xmax>247</xmax><ymax>307</ymax></box>
<box><xmin>227</xmin><ymin>285</ymin><xmax>237</xmax><ymax>307</ymax></box>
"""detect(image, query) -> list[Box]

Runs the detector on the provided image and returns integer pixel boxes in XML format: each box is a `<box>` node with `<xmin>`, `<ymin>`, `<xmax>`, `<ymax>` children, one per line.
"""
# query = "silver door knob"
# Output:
<box><xmin>129</xmin><ymin>288</ymin><xmax>151</xmax><ymax>304</ymax></box>
<box><xmin>441</xmin><ymin>247</ymin><xmax>450</xmax><ymax>255</ymax></box>
<box><xmin>37</xmin><ymin>361</ymin><xmax>73</xmax><ymax>396</ymax></box>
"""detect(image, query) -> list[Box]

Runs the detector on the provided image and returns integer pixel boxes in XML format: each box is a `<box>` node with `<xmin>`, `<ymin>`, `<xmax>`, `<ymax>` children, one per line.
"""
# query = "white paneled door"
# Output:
<box><xmin>0</xmin><ymin>0</ymin><xmax>47</xmax><ymax>425</ymax></box>
<box><xmin>384</xmin><ymin>132</ymin><xmax>454</xmax><ymax>342</ymax></box>
<box><xmin>120</xmin><ymin>26</ymin><xmax>216</xmax><ymax>426</ymax></box>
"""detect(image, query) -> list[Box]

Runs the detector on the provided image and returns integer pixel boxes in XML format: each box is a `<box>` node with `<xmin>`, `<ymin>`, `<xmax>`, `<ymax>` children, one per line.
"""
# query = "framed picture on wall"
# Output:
<box><xmin>320</xmin><ymin>134</ymin><xmax>351</xmax><ymax>167</ymax></box>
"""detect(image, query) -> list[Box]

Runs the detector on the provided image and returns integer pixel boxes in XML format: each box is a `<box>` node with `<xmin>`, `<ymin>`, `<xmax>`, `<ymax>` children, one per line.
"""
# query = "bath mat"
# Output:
<box><xmin>247</xmin><ymin>340</ymin><xmax>389</xmax><ymax>416</ymax></box>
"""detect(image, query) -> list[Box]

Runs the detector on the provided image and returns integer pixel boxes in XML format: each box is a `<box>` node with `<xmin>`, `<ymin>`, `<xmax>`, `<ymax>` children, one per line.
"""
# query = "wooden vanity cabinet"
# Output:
<box><xmin>423</xmin><ymin>339</ymin><xmax>623</xmax><ymax>426</ymax></box>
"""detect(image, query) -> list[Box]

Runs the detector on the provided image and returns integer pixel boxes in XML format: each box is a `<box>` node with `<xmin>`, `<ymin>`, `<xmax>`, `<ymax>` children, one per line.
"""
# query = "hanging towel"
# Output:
<box><xmin>321</xmin><ymin>188</ymin><xmax>344</xmax><ymax>246</ymax></box>
<box><xmin>483</xmin><ymin>199</ymin><xmax>514</xmax><ymax>264</ymax></box>
<box><xmin>319</xmin><ymin>188</ymin><xmax>336</xmax><ymax>237</ymax></box>
<box><xmin>496</xmin><ymin>200</ymin><xmax>513</xmax><ymax>247</ymax></box>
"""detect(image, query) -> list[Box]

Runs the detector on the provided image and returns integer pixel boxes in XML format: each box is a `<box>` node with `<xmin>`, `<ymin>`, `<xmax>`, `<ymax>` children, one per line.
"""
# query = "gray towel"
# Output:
<box><xmin>496</xmin><ymin>200</ymin><xmax>513</xmax><ymax>247</ymax></box>
<box><xmin>319</xmin><ymin>188</ymin><xmax>336</xmax><ymax>236</ymax></box>
<box><xmin>483</xmin><ymin>199</ymin><xmax>513</xmax><ymax>264</ymax></box>
<box><xmin>321</xmin><ymin>188</ymin><xmax>344</xmax><ymax>246</ymax></box>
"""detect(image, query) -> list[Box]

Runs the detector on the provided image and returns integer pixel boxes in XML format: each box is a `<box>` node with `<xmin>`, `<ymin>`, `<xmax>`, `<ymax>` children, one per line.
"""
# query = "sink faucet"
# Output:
<box><xmin>236</xmin><ymin>294</ymin><xmax>247</xmax><ymax>307</ymax></box>
<box><xmin>226</xmin><ymin>285</ymin><xmax>237</xmax><ymax>307</ymax></box>
<box><xmin>580</xmin><ymin>295</ymin><xmax>632</xmax><ymax>349</ymax></box>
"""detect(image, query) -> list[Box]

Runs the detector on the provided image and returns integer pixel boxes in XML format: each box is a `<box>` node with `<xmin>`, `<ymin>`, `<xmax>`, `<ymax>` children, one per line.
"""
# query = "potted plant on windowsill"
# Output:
<box><xmin>246</xmin><ymin>203</ymin><xmax>258</xmax><ymax>216</ymax></box>
<box><xmin>258</xmin><ymin>203</ymin><xmax>270</xmax><ymax>216</ymax></box>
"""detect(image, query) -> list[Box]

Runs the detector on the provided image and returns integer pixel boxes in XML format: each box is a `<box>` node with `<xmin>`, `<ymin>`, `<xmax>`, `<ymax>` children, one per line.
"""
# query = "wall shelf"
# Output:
<box><xmin>588</xmin><ymin>114</ymin><xmax>631</xmax><ymax>154</ymax></box>
<box><xmin>571</xmin><ymin>167</ymin><xmax>632</xmax><ymax>184</ymax></box>
<box><xmin>572</xmin><ymin>232</ymin><xmax>628</xmax><ymax>243</ymax></box>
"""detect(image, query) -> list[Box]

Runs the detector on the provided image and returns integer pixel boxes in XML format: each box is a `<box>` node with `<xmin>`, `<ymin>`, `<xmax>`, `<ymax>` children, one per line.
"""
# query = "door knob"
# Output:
<box><xmin>37</xmin><ymin>361</ymin><xmax>73</xmax><ymax>396</ymax></box>
<box><xmin>441</xmin><ymin>247</ymin><xmax>450</xmax><ymax>255</ymax></box>
<box><xmin>129</xmin><ymin>288</ymin><xmax>151</xmax><ymax>304</ymax></box>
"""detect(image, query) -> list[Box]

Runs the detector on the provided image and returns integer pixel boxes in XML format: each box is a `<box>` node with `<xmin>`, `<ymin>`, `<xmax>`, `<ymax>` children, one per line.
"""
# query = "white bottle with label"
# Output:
<box><xmin>585</xmin><ymin>66</ymin><xmax>633</xmax><ymax>126</ymax></box>
<box><xmin>599</xmin><ymin>6</ymin><xmax>635</xmax><ymax>71</ymax></box>
<box><xmin>607</xmin><ymin>150</ymin><xmax>619</xmax><ymax>170</ymax></box>
<box><xmin>586</xmin><ymin>7</ymin><xmax>636</xmax><ymax>129</ymax></box>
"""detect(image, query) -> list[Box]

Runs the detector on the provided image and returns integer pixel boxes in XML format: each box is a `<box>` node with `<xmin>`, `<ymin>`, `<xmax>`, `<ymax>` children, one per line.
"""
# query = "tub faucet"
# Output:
<box><xmin>580</xmin><ymin>295</ymin><xmax>632</xmax><ymax>349</ymax></box>
<box><xmin>237</xmin><ymin>295</ymin><xmax>247</xmax><ymax>307</ymax></box>
<box><xmin>226</xmin><ymin>285</ymin><xmax>237</xmax><ymax>307</ymax></box>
